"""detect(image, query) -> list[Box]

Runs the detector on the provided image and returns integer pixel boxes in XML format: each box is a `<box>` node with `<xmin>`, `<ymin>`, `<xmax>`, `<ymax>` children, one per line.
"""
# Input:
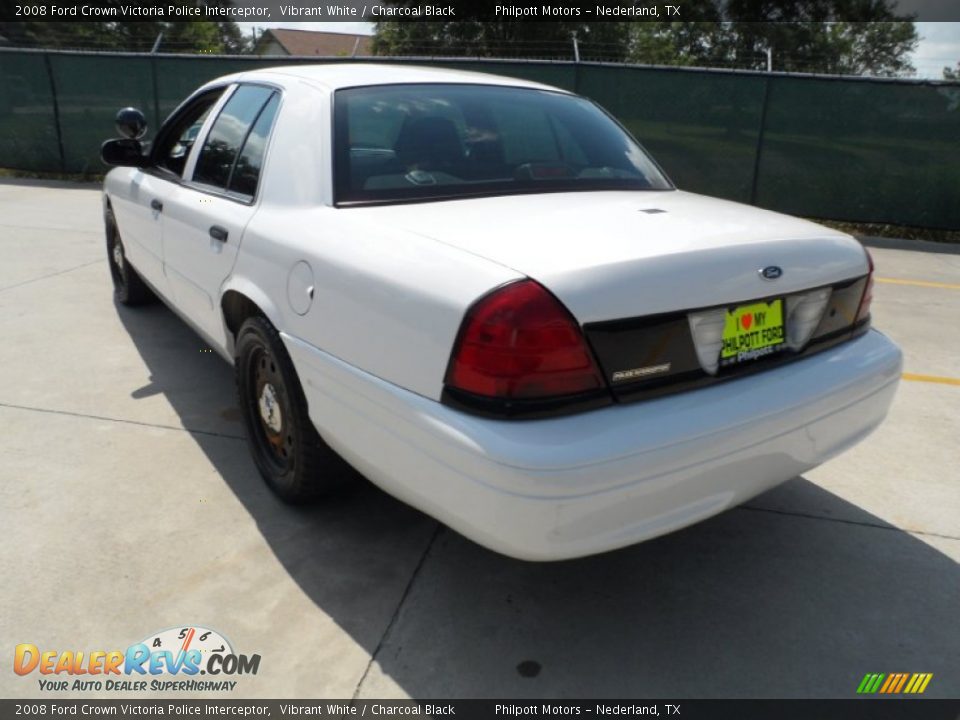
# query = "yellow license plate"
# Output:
<box><xmin>720</xmin><ymin>299</ymin><xmax>786</xmax><ymax>366</ymax></box>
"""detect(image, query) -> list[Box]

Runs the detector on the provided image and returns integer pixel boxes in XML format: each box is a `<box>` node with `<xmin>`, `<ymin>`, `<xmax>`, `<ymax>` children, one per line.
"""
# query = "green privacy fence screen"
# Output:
<box><xmin>1</xmin><ymin>48</ymin><xmax>958</xmax><ymax>229</ymax></box>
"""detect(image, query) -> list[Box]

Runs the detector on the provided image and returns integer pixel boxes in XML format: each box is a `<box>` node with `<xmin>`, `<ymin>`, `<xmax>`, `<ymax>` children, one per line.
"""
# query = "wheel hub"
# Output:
<box><xmin>112</xmin><ymin>241</ymin><xmax>123</xmax><ymax>270</ymax></box>
<box><xmin>258</xmin><ymin>382</ymin><xmax>283</xmax><ymax>434</ymax></box>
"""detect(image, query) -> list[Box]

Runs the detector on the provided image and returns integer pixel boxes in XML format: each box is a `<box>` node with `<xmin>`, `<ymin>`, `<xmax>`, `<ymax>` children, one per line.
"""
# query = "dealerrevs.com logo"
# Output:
<box><xmin>14</xmin><ymin>626</ymin><xmax>260</xmax><ymax>692</ymax></box>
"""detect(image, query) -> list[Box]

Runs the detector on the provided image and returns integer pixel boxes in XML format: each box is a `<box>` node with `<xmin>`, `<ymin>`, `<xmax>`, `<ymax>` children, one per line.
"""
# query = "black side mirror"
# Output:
<box><xmin>116</xmin><ymin>107</ymin><xmax>147</xmax><ymax>140</ymax></box>
<box><xmin>101</xmin><ymin>138</ymin><xmax>146</xmax><ymax>167</ymax></box>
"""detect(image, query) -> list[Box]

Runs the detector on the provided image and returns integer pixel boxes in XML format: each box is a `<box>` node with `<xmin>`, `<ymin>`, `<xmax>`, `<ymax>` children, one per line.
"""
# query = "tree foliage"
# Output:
<box><xmin>946</xmin><ymin>63</ymin><xmax>960</xmax><ymax>81</ymax></box>
<box><xmin>0</xmin><ymin>9</ymin><xmax>249</xmax><ymax>54</ymax></box>
<box><xmin>372</xmin><ymin>21</ymin><xmax>632</xmax><ymax>61</ymax></box>
<box><xmin>374</xmin><ymin>0</ymin><xmax>918</xmax><ymax>77</ymax></box>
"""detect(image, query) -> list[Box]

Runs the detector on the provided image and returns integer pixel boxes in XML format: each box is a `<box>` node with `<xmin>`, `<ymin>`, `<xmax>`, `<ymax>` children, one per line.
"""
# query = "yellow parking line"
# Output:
<box><xmin>876</xmin><ymin>277</ymin><xmax>960</xmax><ymax>290</ymax></box>
<box><xmin>902</xmin><ymin>373</ymin><xmax>960</xmax><ymax>387</ymax></box>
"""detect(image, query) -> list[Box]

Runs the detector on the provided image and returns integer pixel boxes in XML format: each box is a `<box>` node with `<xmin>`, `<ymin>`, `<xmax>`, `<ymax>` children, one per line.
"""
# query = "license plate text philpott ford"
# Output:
<box><xmin>720</xmin><ymin>299</ymin><xmax>785</xmax><ymax>366</ymax></box>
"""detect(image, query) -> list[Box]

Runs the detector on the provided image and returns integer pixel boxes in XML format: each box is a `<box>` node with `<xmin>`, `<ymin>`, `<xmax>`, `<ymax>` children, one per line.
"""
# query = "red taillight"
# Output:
<box><xmin>445</xmin><ymin>280</ymin><xmax>606</xmax><ymax>400</ymax></box>
<box><xmin>856</xmin><ymin>249</ymin><xmax>875</xmax><ymax>323</ymax></box>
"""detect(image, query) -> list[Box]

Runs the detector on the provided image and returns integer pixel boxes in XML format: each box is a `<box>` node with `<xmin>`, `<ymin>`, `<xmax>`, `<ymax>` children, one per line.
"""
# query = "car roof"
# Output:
<box><xmin>215</xmin><ymin>63</ymin><xmax>567</xmax><ymax>94</ymax></box>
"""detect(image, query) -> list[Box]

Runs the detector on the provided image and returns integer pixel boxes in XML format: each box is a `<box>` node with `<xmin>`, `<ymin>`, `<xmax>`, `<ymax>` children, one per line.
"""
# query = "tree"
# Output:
<box><xmin>718</xmin><ymin>20</ymin><xmax>917</xmax><ymax>76</ymax></box>
<box><xmin>374</xmin><ymin>1</ymin><xmax>918</xmax><ymax>77</ymax></box>
<box><xmin>721</xmin><ymin>0</ymin><xmax>917</xmax><ymax>76</ymax></box>
<box><xmin>627</xmin><ymin>22</ymin><xmax>729</xmax><ymax>67</ymax></box>
<box><xmin>624</xmin><ymin>0</ymin><xmax>729</xmax><ymax>67</ymax></box>
<box><xmin>946</xmin><ymin>63</ymin><xmax>960</xmax><ymax>80</ymax></box>
<box><xmin>372</xmin><ymin>21</ymin><xmax>633</xmax><ymax>62</ymax></box>
<box><xmin>0</xmin><ymin>7</ymin><xmax>250</xmax><ymax>54</ymax></box>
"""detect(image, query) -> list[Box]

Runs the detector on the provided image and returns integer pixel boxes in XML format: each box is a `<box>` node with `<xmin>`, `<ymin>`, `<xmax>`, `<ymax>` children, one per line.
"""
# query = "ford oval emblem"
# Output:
<box><xmin>760</xmin><ymin>265</ymin><xmax>783</xmax><ymax>280</ymax></box>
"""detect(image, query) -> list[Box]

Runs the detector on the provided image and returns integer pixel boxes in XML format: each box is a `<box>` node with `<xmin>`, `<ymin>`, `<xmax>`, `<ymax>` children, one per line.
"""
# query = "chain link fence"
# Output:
<box><xmin>1</xmin><ymin>48</ymin><xmax>958</xmax><ymax>229</ymax></box>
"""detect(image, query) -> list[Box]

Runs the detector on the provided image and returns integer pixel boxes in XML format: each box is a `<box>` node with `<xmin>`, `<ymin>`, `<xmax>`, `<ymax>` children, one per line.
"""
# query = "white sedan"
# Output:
<box><xmin>101</xmin><ymin>64</ymin><xmax>902</xmax><ymax>561</ymax></box>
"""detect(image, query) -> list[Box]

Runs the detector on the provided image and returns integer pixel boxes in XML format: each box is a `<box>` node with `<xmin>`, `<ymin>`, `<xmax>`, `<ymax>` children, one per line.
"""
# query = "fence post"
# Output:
<box><xmin>42</xmin><ymin>52</ymin><xmax>67</xmax><ymax>174</ymax></box>
<box><xmin>151</xmin><ymin>55</ymin><xmax>162</xmax><ymax>131</ymax></box>
<box><xmin>749</xmin><ymin>74</ymin><xmax>772</xmax><ymax>207</ymax></box>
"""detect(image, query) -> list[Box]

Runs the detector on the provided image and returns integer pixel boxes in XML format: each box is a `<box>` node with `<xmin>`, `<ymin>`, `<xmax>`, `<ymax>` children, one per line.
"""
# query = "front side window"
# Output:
<box><xmin>334</xmin><ymin>84</ymin><xmax>671</xmax><ymax>205</ymax></box>
<box><xmin>153</xmin><ymin>90</ymin><xmax>224</xmax><ymax>178</ymax></box>
<box><xmin>193</xmin><ymin>85</ymin><xmax>276</xmax><ymax>195</ymax></box>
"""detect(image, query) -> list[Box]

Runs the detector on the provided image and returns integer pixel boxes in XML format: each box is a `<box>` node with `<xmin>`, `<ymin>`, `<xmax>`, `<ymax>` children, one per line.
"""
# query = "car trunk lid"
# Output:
<box><xmin>356</xmin><ymin>189</ymin><xmax>871</xmax><ymax>404</ymax></box>
<box><xmin>355</xmin><ymin>189</ymin><xmax>869</xmax><ymax>323</ymax></box>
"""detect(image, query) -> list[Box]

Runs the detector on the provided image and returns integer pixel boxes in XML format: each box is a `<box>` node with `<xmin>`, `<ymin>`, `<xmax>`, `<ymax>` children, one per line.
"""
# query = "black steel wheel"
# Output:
<box><xmin>105</xmin><ymin>208</ymin><xmax>154</xmax><ymax>306</ymax></box>
<box><xmin>235</xmin><ymin>315</ymin><xmax>354</xmax><ymax>502</ymax></box>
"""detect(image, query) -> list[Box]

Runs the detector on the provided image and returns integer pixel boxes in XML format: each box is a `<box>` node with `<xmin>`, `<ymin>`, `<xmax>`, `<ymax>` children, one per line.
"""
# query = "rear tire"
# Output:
<box><xmin>106</xmin><ymin>209</ymin><xmax>155</xmax><ymax>306</ymax></box>
<box><xmin>235</xmin><ymin>315</ymin><xmax>354</xmax><ymax>502</ymax></box>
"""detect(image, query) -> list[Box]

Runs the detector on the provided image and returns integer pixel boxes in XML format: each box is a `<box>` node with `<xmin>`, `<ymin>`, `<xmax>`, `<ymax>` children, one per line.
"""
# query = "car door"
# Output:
<box><xmin>108</xmin><ymin>170</ymin><xmax>168</xmax><ymax>288</ymax></box>
<box><xmin>110</xmin><ymin>88</ymin><xmax>227</xmax><ymax>297</ymax></box>
<box><xmin>161</xmin><ymin>84</ymin><xmax>281</xmax><ymax>349</ymax></box>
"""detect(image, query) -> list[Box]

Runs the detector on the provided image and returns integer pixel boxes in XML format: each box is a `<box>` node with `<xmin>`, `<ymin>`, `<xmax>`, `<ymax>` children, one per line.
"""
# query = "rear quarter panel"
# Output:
<box><xmin>225</xmin><ymin>79</ymin><xmax>521</xmax><ymax>400</ymax></box>
<box><xmin>230</xmin><ymin>207</ymin><xmax>521</xmax><ymax>400</ymax></box>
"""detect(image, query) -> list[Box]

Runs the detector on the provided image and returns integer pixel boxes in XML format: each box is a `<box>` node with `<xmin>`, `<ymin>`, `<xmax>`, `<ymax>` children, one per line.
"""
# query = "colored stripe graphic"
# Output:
<box><xmin>867</xmin><ymin>674</ymin><xmax>885</xmax><ymax>693</ymax></box>
<box><xmin>886</xmin><ymin>673</ymin><xmax>904</xmax><ymax>693</ymax></box>
<box><xmin>857</xmin><ymin>672</ymin><xmax>933</xmax><ymax>694</ymax></box>
<box><xmin>906</xmin><ymin>673</ymin><xmax>934</xmax><ymax>694</ymax></box>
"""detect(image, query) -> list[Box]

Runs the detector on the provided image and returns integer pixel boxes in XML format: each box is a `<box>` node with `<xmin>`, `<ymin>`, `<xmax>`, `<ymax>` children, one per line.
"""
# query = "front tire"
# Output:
<box><xmin>235</xmin><ymin>315</ymin><xmax>354</xmax><ymax>502</ymax></box>
<box><xmin>105</xmin><ymin>209</ymin><xmax>154</xmax><ymax>306</ymax></box>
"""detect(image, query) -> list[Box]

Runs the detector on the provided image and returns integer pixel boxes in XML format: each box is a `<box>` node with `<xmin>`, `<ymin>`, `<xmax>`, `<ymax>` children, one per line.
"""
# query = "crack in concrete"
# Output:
<box><xmin>0</xmin><ymin>259</ymin><xmax>102</xmax><ymax>293</ymax></box>
<box><xmin>351</xmin><ymin>524</ymin><xmax>443</xmax><ymax>701</ymax></box>
<box><xmin>738</xmin><ymin>504</ymin><xmax>960</xmax><ymax>541</ymax></box>
<box><xmin>0</xmin><ymin>401</ymin><xmax>245</xmax><ymax>441</ymax></box>
<box><xmin>0</xmin><ymin>222</ymin><xmax>102</xmax><ymax>234</ymax></box>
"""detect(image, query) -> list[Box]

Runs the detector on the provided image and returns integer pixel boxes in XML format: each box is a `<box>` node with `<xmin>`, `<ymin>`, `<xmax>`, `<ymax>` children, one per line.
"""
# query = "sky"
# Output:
<box><xmin>245</xmin><ymin>21</ymin><xmax>960</xmax><ymax>79</ymax></box>
<box><xmin>914</xmin><ymin>22</ymin><xmax>960</xmax><ymax>76</ymax></box>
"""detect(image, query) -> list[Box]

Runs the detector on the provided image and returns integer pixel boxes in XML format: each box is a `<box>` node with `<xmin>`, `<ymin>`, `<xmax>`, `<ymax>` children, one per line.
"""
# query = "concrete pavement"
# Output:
<box><xmin>0</xmin><ymin>179</ymin><xmax>957</xmax><ymax>699</ymax></box>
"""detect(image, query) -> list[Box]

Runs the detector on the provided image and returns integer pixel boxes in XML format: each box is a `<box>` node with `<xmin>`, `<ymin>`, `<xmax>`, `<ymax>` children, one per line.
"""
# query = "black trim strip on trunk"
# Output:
<box><xmin>440</xmin><ymin>386</ymin><xmax>614</xmax><ymax>420</ymax></box>
<box><xmin>441</xmin><ymin>276</ymin><xmax>869</xmax><ymax>420</ymax></box>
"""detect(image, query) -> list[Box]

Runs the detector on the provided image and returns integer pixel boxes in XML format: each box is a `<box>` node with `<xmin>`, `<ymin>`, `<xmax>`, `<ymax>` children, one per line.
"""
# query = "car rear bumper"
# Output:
<box><xmin>284</xmin><ymin>329</ymin><xmax>902</xmax><ymax>561</ymax></box>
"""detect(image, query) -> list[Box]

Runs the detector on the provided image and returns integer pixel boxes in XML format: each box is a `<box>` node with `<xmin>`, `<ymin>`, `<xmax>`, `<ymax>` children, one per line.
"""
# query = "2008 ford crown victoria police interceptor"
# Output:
<box><xmin>100</xmin><ymin>64</ymin><xmax>902</xmax><ymax>560</ymax></box>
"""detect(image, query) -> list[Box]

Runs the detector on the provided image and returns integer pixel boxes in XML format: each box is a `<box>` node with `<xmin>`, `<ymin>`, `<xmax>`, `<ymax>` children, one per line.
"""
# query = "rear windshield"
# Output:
<box><xmin>333</xmin><ymin>83</ymin><xmax>672</xmax><ymax>205</ymax></box>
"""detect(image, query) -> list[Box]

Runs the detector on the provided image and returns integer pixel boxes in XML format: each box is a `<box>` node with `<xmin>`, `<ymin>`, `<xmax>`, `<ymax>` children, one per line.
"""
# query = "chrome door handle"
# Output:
<box><xmin>209</xmin><ymin>225</ymin><xmax>228</xmax><ymax>243</ymax></box>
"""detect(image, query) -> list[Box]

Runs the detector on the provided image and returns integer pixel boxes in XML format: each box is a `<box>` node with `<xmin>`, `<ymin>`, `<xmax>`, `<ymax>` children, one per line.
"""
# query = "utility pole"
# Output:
<box><xmin>572</xmin><ymin>32</ymin><xmax>580</xmax><ymax>63</ymax></box>
<box><xmin>766</xmin><ymin>47</ymin><xmax>773</xmax><ymax>72</ymax></box>
<box><xmin>151</xmin><ymin>32</ymin><xmax>163</xmax><ymax>54</ymax></box>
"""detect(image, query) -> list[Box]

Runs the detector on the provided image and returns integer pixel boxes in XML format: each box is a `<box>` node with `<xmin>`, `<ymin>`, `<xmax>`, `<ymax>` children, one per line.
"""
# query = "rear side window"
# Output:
<box><xmin>228</xmin><ymin>94</ymin><xmax>280</xmax><ymax>198</ymax></box>
<box><xmin>193</xmin><ymin>85</ymin><xmax>277</xmax><ymax>197</ymax></box>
